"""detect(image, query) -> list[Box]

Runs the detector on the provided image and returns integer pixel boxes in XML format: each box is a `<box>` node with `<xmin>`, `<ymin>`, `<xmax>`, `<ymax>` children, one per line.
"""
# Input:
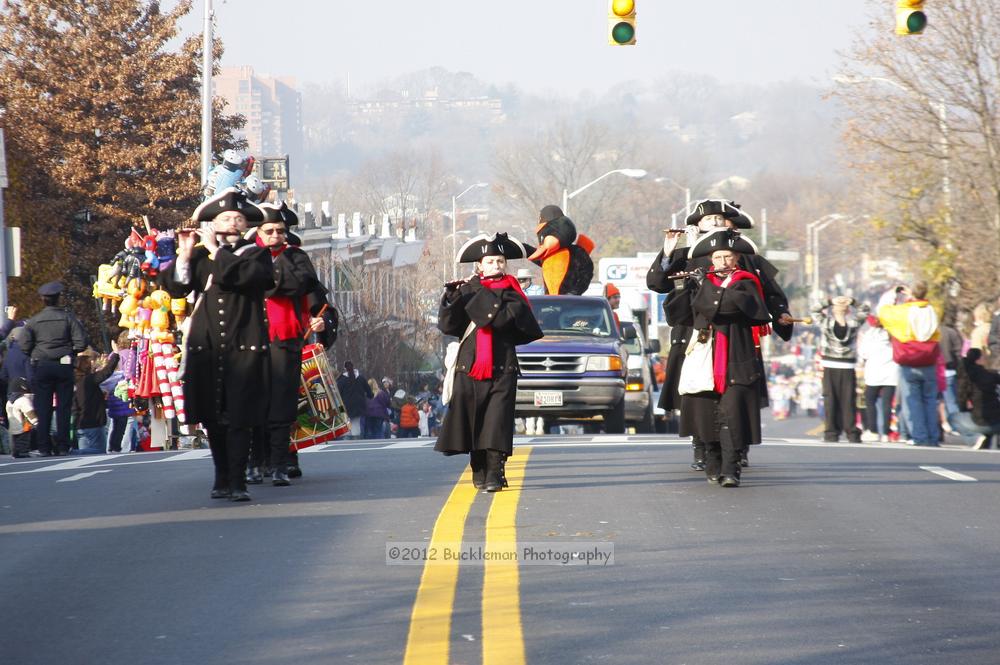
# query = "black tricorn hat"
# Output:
<box><xmin>539</xmin><ymin>204</ymin><xmax>564</xmax><ymax>223</ymax></box>
<box><xmin>257</xmin><ymin>201</ymin><xmax>299</xmax><ymax>227</ymax></box>
<box><xmin>688</xmin><ymin>228</ymin><xmax>759</xmax><ymax>259</ymax></box>
<box><xmin>193</xmin><ymin>187</ymin><xmax>264</xmax><ymax>223</ymax></box>
<box><xmin>685</xmin><ymin>199</ymin><xmax>753</xmax><ymax>229</ymax></box>
<box><xmin>456</xmin><ymin>232</ymin><xmax>528</xmax><ymax>263</ymax></box>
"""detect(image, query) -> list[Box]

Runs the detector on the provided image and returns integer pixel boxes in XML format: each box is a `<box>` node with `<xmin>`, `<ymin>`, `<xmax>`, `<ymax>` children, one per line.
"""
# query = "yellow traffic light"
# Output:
<box><xmin>895</xmin><ymin>0</ymin><xmax>927</xmax><ymax>35</ymax></box>
<box><xmin>608</xmin><ymin>0</ymin><xmax>636</xmax><ymax>46</ymax></box>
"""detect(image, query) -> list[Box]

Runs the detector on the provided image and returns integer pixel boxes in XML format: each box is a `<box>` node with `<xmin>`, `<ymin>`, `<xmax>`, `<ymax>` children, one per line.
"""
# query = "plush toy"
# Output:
<box><xmin>155</xmin><ymin>233</ymin><xmax>176</xmax><ymax>272</ymax></box>
<box><xmin>203</xmin><ymin>149</ymin><xmax>254</xmax><ymax>199</ymax></box>
<box><xmin>92</xmin><ymin>264</ymin><xmax>124</xmax><ymax>312</ymax></box>
<box><xmin>141</xmin><ymin>231</ymin><xmax>159</xmax><ymax>277</ymax></box>
<box><xmin>170</xmin><ymin>297</ymin><xmax>188</xmax><ymax>326</ymax></box>
<box><xmin>241</xmin><ymin>174</ymin><xmax>271</xmax><ymax>204</ymax></box>
<box><xmin>527</xmin><ymin>209</ymin><xmax>595</xmax><ymax>295</ymax></box>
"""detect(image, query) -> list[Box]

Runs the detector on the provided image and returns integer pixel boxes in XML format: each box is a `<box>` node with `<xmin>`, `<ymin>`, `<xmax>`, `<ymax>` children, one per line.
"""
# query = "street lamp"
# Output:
<box><xmin>810</xmin><ymin>214</ymin><xmax>866</xmax><ymax>297</ymax></box>
<box><xmin>562</xmin><ymin>168</ymin><xmax>647</xmax><ymax>214</ymax></box>
<box><xmin>451</xmin><ymin>182</ymin><xmax>489</xmax><ymax>280</ymax></box>
<box><xmin>653</xmin><ymin>176</ymin><xmax>692</xmax><ymax>229</ymax></box>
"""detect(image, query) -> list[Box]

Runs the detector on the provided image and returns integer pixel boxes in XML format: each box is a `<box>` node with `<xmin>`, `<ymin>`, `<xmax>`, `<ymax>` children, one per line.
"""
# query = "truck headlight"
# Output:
<box><xmin>586</xmin><ymin>355</ymin><xmax>624</xmax><ymax>372</ymax></box>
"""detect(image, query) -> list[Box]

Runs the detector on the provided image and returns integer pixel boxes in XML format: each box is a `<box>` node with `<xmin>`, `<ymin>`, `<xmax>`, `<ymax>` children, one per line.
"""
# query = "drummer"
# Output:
<box><xmin>245</xmin><ymin>201</ymin><xmax>327</xmax><ymax>486</ymax></box>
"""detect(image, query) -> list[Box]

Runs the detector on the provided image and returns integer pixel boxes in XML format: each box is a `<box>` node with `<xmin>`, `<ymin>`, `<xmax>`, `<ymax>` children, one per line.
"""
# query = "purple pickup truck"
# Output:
<box><xmin>515</xmin><ymin>295</ymin><xmax>634</xmax><ymax>433</ymax></box>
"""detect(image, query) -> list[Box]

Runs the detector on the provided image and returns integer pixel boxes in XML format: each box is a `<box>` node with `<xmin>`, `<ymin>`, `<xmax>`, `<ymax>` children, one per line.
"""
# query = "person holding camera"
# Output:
<box><xmin>812</xmin><ymin>295</ymin><xmax>870</xmax><ymax>443</ymax></box>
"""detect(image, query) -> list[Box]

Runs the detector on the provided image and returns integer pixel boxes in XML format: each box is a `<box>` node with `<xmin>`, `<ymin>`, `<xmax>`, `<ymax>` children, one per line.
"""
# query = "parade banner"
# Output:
<box><xmin>291</xmin><ymin>343</ymin><xmax>350</xmax><ymax>450</ymax></box>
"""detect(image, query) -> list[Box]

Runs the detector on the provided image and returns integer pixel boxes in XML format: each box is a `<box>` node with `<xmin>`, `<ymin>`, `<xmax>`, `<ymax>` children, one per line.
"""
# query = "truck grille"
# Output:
<box><xmin>518</xmin><ymin>353</ymin><xmax>585</xmax><ymax>374</ymax></box>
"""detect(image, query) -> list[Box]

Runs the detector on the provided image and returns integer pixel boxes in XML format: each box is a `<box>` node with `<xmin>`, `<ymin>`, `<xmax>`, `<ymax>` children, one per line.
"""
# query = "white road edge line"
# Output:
<box><xmin>919</xmin><ymin>466</ymin><xmax>977</xmax><ymax>482</ymax></box>
<box><xmin>57</xmin><ymin>470</ymin><xmax>114</xmax><ymax>483</ymax></box>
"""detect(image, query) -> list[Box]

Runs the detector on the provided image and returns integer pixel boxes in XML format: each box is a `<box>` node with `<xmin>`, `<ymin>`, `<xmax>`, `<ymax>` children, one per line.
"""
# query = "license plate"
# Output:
<box><xmin>534</xmin><ymin>391</ymin><xmax>563</xmax><ymax>407</ymax></box>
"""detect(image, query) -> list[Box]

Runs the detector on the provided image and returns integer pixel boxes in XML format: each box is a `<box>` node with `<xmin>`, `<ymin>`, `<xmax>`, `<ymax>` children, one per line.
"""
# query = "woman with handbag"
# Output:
<box><xmin>434</xmin><ymin>232</ymin><xmax>543</xmax><ymax>492</ymax></box>
<box><xmin>677</xmin><ymin>230</ymin><xmax>772</xmax><ymax>487</ymax></box>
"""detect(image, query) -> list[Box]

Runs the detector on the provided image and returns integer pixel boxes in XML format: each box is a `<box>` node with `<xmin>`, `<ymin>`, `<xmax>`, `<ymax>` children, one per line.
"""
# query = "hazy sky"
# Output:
<box><xmin>175</xmin><ymin>0</ymin><xmax>876</xmax><ymax>93</ymax></box>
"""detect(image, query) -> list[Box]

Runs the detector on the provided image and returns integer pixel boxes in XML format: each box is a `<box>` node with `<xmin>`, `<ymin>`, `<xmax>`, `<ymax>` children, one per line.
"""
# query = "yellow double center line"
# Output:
<box><xmin>403</xmin><ymin>448</ymin><xmax>532</xmax><ymax>665</ymax></box>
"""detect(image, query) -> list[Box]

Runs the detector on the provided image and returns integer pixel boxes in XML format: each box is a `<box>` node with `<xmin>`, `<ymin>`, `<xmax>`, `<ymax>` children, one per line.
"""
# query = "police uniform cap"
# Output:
<box><xmin>38</xmin><ymin>281</ymin><xmax>64</xmax><ymax>297</ymax></box>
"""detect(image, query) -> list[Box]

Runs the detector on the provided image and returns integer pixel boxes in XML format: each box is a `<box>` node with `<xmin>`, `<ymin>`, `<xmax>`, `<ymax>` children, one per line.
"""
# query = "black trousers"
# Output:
<box><xmin>107</xmin><ymin>415</ymin><xmax>129</xmax><ymax>452</ymax></box>
<box><xmin>863</xmin><ymin>385</ymin><xmax>896</xmax><ymax>435</ymax></box>
<box><xmin>704</xmin><ymin>424</ymin><xmax>740</xmax><ymax>477</ymax></box>
<box><xmin>32</xmin><ymin>361</ymin><xmax>74</xmax><ymax>454</ymax></box>
<box><xmin>823</xmin><ymin>367</ymin><xmax>859</xmax><ymax>441</ymax></box>
<box><xmin>205</xmin><ymin>423</ymin><xmax>252</xmax><ymax>492</ymax></box>
<box><xmin>249</xmin><ymin>423</ymin><xmax>291</xmax><ymax>472</ymax></box>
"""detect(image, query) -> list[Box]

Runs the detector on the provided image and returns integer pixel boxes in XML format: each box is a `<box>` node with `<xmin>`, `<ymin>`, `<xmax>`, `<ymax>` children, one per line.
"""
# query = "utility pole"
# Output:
<box><xmin>0</xmin><ymin>128</ymin><xmax>9</xmax><ymax>323</ymax></box>
<box><xmin>200</xmin><ymin>0</ymin><xmax>214</xmax><ymax>185</ymax></box>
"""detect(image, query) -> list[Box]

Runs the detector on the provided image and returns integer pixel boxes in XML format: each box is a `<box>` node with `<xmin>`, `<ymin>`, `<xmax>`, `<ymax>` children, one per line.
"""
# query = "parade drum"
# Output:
<box><xmin>290</xmin><ymin>343</ymin><xmax>351</xmax><ymax>451</ymax></box>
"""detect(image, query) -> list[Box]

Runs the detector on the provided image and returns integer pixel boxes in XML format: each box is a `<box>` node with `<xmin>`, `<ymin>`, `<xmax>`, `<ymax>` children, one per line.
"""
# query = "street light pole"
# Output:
<box><xmin>200</xmin><ymin>0</ymin><xmax>214</xmax><ymax>185</ymax></box>
<box><xmin>451</xmin><ymin>182</ymin><xmax>488</xmax><ymax>280</ymax></box>
<box><xmin>563</xmin><ymin>168</ymin><xmax>647</xmax><ymax>215</ymax></box>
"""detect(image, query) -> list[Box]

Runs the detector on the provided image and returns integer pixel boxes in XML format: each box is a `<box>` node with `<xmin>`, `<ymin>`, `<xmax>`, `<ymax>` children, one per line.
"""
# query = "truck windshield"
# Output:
<box><xmin>531</xmin><ymin>300</ymin><xmax>615</xmax><ymax>337</ymax></box>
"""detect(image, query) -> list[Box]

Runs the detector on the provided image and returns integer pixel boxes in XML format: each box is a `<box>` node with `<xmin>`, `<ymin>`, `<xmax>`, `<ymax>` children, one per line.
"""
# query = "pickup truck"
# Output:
<box><xmin>618</xmin><ymin>319</ymin><xmax>661</xmax><ymax>433</ymax></box>
<box><xmin>514</xmin><ymin>295</ymin><xmax>634</xmax><ymax>433</ymax></box>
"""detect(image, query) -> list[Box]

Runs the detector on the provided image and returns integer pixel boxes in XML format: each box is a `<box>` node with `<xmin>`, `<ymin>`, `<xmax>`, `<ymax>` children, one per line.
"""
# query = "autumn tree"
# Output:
<box><xmin>0</xmin><ymin>0</ymin><xmax>244</xmax><ymax>340</ymax></box>
<box><xmin>833</xmin><ymin>0</ymin><xmax>1000</xmax><ymax>307</ymax></box>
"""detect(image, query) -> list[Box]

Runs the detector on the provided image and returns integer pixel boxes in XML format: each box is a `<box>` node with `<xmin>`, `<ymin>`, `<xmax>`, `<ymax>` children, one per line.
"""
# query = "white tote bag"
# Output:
<box><xmin>678</xmin><ymin>333</ymin><xmax>715</xmax><ymax>395</ymax></box>
<box><xmin>442</xmin><ymin>322</ymin><xmax>477</xmax><ymax>405</ymax></box>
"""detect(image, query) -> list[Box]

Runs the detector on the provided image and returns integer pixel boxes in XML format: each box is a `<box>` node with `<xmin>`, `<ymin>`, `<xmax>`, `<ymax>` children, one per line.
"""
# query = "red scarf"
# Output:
<box><xmin>706</xmin><ymin>269</ymin><xmax>769</xmax><ymax>394</ymax></box>
<box><xmin>468</xmin><ymin>274</ymin><xmax>529</xmax><ymax>380</ymax></box>
<box><xmin>256</xmin><ymin>235</ymin><xmax>308</xmax><ymax>340</ymax></box>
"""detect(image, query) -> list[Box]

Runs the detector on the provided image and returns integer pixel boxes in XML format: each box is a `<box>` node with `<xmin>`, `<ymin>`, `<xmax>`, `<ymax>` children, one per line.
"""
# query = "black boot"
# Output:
<box><xmin>690</xmin><ymin>443</ymin><xmax>706</xmax><ymax>471</ymax></box>
<box><xmin>483</xmin><ymin>450</ymin><xmax>504</xmax><ymax>493</ymax></box>
<box><xmin>470</xmin><ymin>450</ymin><xmax>487</xmax><ymax>489</ymax></box>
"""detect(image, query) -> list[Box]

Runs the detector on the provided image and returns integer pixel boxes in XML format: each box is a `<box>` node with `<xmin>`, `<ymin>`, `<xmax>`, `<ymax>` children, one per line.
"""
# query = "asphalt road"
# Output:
<box><xmin>1</xmin><ymin>425</ymin><xmax>998</xmax><ymax>665</ymax></box>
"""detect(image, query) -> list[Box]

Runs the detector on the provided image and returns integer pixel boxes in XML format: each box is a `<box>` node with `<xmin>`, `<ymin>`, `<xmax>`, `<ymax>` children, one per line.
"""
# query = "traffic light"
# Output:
<box><xmin>608</xmin><ymin>0</ymin><xmax>636</xmax><ymax>46</ymax></box>
<box><xmin>895</xmin><ymin>0</ymin><xmax>926</xmax><ymax>35</ymax></box>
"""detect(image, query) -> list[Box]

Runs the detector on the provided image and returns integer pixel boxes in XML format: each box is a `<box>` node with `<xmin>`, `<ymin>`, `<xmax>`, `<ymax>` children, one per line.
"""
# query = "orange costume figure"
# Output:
<box><xmin>527</xmin><ymin>205</ymin><xmax>594</xmax><ymax>295</ymax></box>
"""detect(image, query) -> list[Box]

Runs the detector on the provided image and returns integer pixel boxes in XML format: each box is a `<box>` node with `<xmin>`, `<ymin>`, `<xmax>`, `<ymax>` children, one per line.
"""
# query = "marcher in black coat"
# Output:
<box><xmin>243</xmin><ymin>202</ymin><xmax>327</xmax><ymax>485</ymax></box>
<box><xmin>648</xmin><ymin>206</ymin><xmax>794</xmax><ymax>470</ymax></box>
<box><xmin>435</xmin><ymin>232</ymin><xmax>543</xmax><ymax>492</ymax></box>
<box><xmin>162</xmin><ymin>189</ymin><xmax>274</xmax><ymax>501</ymax></box>
<box><xmin>678</xmin><ymin>238</ymin><xmax>771</xmax><ymax>487</ymax></box>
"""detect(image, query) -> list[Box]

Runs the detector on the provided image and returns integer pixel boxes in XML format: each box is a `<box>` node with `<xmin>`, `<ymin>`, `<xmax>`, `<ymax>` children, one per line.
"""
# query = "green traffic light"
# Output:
<box><xmin>907</xmin><ymin>11</ymin><xmax>927</xmax><ymax>33</ymax></box>
<box><xmin>611</xmin><ymin>21</ymin><xmax>634</xmax><ymax>44</ymax></box>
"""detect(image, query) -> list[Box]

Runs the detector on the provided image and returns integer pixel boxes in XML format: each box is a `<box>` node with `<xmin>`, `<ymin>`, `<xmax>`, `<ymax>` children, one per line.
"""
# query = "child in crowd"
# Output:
<box><xmin>72</xmin><ymin>349</ymin><xmax>120</xmax><ymax>454</ymax></box>
<box><xmin>398</xmin><ymin>397</ymin><xmax>420</xmax><ymax>438</ymax></box>
<box><xmin>5</xmin><ymin>377</ymin><xmax>38</xmax><ymax>458</ymax></box>
<box><xmin>103</xmin><ymin>332</ymin><xmax>137</xmax><ymax>453</ymax></box>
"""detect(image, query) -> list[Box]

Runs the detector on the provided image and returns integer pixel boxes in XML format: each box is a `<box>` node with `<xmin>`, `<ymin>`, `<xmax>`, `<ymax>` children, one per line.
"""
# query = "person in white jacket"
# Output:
<box><xmin>858</xmin><ymin>315</ymin><xmax>899</xmax><ymax>442</ymax></box>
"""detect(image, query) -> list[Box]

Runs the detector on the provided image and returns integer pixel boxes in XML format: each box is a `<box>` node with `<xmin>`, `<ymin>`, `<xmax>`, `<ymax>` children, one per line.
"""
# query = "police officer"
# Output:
<box><xmin>20</xmin><ymin>282</ymin><xmax>88</xmax><ymax>455</ymax></box>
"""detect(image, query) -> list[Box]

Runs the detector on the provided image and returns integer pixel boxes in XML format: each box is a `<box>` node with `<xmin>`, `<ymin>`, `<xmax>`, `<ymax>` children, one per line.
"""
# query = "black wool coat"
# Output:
<box><xmin>162</xmin><ymin>241</ymin><xmax>275</xmax><ymax>427</ymax></box>
<box><xmin>434</xmin><ymin>277</ymin><xmax>543</xmax><ymax>456</ymax></box>
<box><xmin>679</xmin><ymin>278</ymin><xmax>771</xmax><ymax>446</ymax></box>
<box><xmin>266</xmin><ymin>246</ymin><xmax>324</xmax><ymax>424</ymax></box>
